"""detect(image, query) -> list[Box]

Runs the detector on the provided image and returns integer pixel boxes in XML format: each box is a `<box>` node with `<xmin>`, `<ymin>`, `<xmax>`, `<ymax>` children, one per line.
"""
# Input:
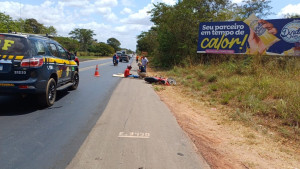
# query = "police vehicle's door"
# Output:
<box><xmin>48</xmin><ymin>43</ymin><xmax>66</xmax><ymax>83</ymax></box>
<box><xmin>57</xmin><ymin>45</ymin><xmax>71</xmax><ymax>82</ymax></box>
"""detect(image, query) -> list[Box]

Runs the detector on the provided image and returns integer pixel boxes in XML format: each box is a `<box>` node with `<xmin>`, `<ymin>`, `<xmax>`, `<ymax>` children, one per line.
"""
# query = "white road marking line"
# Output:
<box><xmin>118</xmin><ymin>132</ymin><xmax>150</xmax><ymax>139</ymax></box>
<box><xmin>118</xmin><ymin>136</ymin><xmax>150</xmax><ymax>138</ymax></box>
<box><xmin>79</xmin><ymin>62</ymin><xmax>110</xmax><ymax>72</ymax></box>
<box><xmin>80</xmin><ymin>58</ymin><xmax>110</xmax><ymax>64</ymax></box>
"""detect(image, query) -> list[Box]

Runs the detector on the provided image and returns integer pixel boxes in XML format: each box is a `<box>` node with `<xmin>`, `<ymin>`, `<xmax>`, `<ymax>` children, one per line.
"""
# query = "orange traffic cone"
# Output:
<box><xmin>94</xmin><ymin>65</ymin><xmax>100</xmax><ymax>77</ymax></box>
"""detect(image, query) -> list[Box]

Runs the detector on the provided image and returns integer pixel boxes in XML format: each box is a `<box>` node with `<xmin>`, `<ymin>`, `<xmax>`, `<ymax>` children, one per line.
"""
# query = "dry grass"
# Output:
<box><xmin>148</xmin><ymin>56</ymin><xmax>300</xmax><ymax>168</ymax></box>
<box><xmin>153</xmin><ymin>55</ymin><xmax>300</xmax><ymax>140</ymax></box>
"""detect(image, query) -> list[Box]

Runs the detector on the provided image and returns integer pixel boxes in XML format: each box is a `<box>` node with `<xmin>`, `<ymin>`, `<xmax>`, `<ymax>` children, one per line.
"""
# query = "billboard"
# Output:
<box><xmin>197</xmin><ymin>14</ymin><xmax>300</xmax><ymax>56</ymax></box>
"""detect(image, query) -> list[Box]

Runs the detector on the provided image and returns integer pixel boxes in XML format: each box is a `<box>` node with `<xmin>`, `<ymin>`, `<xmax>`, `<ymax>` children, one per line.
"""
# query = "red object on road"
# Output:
<box><xmin>94</xmin><ymin>65</ymin><xmax>100</xmax><ymax>77</ymax></box>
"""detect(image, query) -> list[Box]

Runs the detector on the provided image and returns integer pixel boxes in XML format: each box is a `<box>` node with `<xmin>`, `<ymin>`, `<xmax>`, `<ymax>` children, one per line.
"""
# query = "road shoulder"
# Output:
<box><xmin>67</xmin><ymin>65</ymin><xmax>209</xmax><ymax>169</ymax></box>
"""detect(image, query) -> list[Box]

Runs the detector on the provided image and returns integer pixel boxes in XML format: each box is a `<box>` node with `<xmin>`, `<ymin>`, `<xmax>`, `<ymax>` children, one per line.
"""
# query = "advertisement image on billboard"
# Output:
<box><xmin>197</xmin><ymin>14</ymin><xmax>300</xmax><ymax>56</ymax></box>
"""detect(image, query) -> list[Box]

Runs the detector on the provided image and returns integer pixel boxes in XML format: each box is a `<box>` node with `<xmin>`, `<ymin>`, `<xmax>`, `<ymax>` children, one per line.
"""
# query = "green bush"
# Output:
<box><xmin>78</xmin><ymin>51</ymin><xmax>88</xmax><ymax>56</ymax></box>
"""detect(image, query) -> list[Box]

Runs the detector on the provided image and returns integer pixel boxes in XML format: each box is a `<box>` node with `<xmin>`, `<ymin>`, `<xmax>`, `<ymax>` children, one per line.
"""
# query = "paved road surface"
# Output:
<box><xmin>0</xmin><ymin>58</ymin><xmax>125</xmax><ymax>169</ymax></box>
<box><xmin>67</xmin><ymin>63</ymin><xmax>210</xmax><ymax>169</ymax></box>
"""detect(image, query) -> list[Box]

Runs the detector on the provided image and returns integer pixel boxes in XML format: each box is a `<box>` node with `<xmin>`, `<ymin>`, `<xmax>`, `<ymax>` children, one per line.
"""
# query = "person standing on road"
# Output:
<box><xmin>141</xmin><ymin>56</ymin><xmax>148</xmax><ymax>72</ymax></box>
<box><xmin>136</xmin><ymin>55</ymin><xmax>139</xmax><ymax>63</ymax></box>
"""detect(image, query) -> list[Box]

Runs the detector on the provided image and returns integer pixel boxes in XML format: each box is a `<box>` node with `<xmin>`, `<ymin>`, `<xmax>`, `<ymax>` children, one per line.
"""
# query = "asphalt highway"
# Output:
<box><xmin>0</xmin><ymin>58</ymin><xmax>126</xmax><ymax>169</ymax></box>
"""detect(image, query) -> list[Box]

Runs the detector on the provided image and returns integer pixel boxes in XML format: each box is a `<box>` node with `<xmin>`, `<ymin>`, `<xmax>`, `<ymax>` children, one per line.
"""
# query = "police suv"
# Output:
<box><xmin>0</xmin><ymin>33</ymin><xmax>79</xmax><ymax>107</ymax></box>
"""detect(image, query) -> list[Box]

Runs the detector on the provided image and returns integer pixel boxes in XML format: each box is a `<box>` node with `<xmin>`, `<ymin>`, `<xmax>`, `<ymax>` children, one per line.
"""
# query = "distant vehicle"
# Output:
<box><xmin>119</xmin><ymin>54</ymin><xmax>129</xmax><ymax>62</ymax></box>
<box><xmin>121</xmin><ymin>50</ymin><xmax>126</xmax><ymax>55</ymax></box>
<box><xmin>116</xmin><ymin>52</ymin><xmax>122</xmax><ymax>60</ymax></box>
<box><xmin>0</xmin><ymin>33</ymin><xmax>79</xmax><ymax>107</ymax></box>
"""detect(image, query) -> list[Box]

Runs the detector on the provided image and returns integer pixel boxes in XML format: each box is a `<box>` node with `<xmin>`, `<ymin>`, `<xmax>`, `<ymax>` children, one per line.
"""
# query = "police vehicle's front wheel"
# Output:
<box><xmin>38</xmin><ymin>78</ymin><xmax>57</xmax><ymax>107</ymax></box>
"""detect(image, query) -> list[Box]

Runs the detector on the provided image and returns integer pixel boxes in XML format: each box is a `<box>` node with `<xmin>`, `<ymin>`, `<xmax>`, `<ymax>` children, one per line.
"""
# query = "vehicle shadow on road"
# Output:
<box><xmin>0</xmin><ymin>90</ymin><xmax>70</xmax><ymax>116</ymax></box>
<box><xmin>0</xmin><ymin>95</ymin><xmax>41</xmax><ymax>116</ymax></box>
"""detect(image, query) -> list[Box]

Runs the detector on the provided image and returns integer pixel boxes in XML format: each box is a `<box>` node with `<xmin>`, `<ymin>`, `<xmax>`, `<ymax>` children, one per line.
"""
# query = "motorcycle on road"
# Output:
<box><xmin>113</xmin><ymin>58</ymin><xmax>118</xmax><ymax>66</ymax></box>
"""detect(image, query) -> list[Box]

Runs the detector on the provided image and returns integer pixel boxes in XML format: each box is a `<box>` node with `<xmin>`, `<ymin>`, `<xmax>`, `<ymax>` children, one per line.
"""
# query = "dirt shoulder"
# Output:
<box><xmin>147</xmin><ymin>71</ymin><xmax>300</xmax><ymax>169</ymax></box>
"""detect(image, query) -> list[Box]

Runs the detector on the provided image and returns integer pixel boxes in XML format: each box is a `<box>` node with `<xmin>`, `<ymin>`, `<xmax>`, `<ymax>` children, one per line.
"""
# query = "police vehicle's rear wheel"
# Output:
<box><xmin>38</xmin><ymin>78</ymin><xmax>57</xmax><ymax>107</ymax></box>
<box><xmin>70</xmin><ymin>71</ymin><xmax>79</xmax><ymax>90</ymax></box>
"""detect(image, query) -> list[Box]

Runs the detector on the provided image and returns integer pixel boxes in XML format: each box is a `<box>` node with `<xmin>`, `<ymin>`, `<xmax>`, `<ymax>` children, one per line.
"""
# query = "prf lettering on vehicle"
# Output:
<box><xmin>0</xmin><ymin>40</ymin><xmax>15</xmax><ymax>50</ymax></box>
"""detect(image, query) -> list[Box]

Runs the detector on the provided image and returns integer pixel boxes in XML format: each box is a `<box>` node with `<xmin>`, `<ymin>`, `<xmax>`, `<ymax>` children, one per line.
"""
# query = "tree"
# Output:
<box><xmin>44</xmin><ymin>26</ymin><xmax>57</xmax><ymax>36</ymax></box>
<box><xmin>24</xmin><ymin>18</ymin><xmax>44</xmax><ymax>34</ymax></box>
<box><xmin>14</xmin><ymin>18</ymin><xmax>25</xmax><ymax>33</ymax></box>
<box><xmin>126</xmin><ymin>49</ymin><xmax>134</xmax><ymax>54</ymax></box>
<box><xmin>89</xmin><ymin>42</ymin><xmax>114</xmax><ymax>56</ymax></box>
<box><xmin>107</xmin><ymin>37</ymin><xmax>121</xmax><ymax>52</ymax></box>
<box><xmin>146</xmin><ymin>0</ymin><xmax>231</xmax><ymax>67</ymax></box>
<box><xmin>0</xmin><ymin>12</ymin><xmax>15</xmax><ymax>33</ymax></box>
<box><xmin>233</xmin><ymin>0</ymin><xmax>273</xmax><ymax>20</ymax></box>
<box><xmin>284</xmin><ymin>13</ymin><xmax>300</xmax><ymax>19</ymax></box>
<box><xmin>137</xmin><ymin>29</ymin><xmax>158</xmax><ymax>55</ymax></box>
<box><xmin>0</xmin><ymin>13</ymin><xmax>57</xmax><ymax>35</ymax></box>
<box><xmin>54</xmin><ymin>37</ymin><xmax>80</xmax><ymax>52</ymax></box>
<box><xmin>69</xmin><ymin>28</ymin><xmax>95</xmax><ymax>51</ymax></box>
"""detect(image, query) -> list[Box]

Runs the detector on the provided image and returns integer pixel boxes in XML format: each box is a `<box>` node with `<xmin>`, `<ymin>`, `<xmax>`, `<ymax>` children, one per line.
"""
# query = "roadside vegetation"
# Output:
<box><xmin>76</xmin><ymin>55</ymin><xmax>106</xmax><ymax>60</ymax></box>
<box><xmin>152</xmin><ymin>55</ymin><xmax>300</xmax><ymax>140</ymax></box>
<box><xmin>136</xmin><ymin>0</ymin><xmax>300</xmax><ymax>143</ymax></box>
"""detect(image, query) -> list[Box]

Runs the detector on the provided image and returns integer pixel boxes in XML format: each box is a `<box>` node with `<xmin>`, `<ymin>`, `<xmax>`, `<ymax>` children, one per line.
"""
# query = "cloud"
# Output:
<box><xmin>121</xmin><ymin>0</ymin><xmax>135</xmax><ymax>7</ymax></box>
<box><xmin>121</xmin><ymin>0</ymin><xmax>177</xmax><ymax>25</ymax></box>
<box><xmin>58</xmin><ymin>0</ymin><xmax>90</xmax><ymax>7</ymax></box>
<box><xmin>0</xmin><ymin>1</ymin><xmax>23</xmax><ymax>19</ymax></box>
<box><xmin>278</xmin><ymin>3</ymin><xmax>300</xmax><ymax>17</ymax></box>
<box><xmin>116</xmin><ymin>0</ymin><xmax>177</xmax><ymax>49</ymax></box>
<box><xmin>115</xmin><ymin>24</ymin><xmax>151</xmax><ymax>33</ymax></box>
<box><xmin>151</xmin><ymin>0</ymin><xmax>176</xmax><ymax>5</ymax></box>
<box><xmin>95</xmin><ymin>0</ymin><xmax>118</xmax><ymax>7</ymax></box>
<box><xmin>77</xmin><ymin>1</ymin><xmax>118</xmax><ymax>21</ymax></box>
<box><xmin>120</xmin><ymin>4</ymin><xmax>153</xmax><ymax>26</ymax></box>
<box><xmin>58</xmin><ymin>21</ymin><xmax>111</xmax><ymax>37</ymax></box>
<box><xmin>96</xmin><ymin>7</ymin><xmax>112</xmax><ymax>14</ymax></box>
<box><xmin>0</xmin><ymin>1</ymin><xmax>73</xmax><ymax>26</ymax></box>
<box><xmin>0</xmin><ymin>0</ymin><xmax>164</xmax><ymax>50</ymax></box>
<box><xmin>230</xmin><ymin>0</ymin><xmax>243</xmax><ymax>4</ymax></box>
<box><xmin>121</xmin><ymin>8</ymin><xmax>133</xmax><ymax>15</ymax></box>
<box><xmin>79</xmin><ymin>5</ymin><xmax>97</xmax><ymax>16</ymax></box>
<box><xmin>104</xmin><ymin>13</ymin><xmax>118</xmax><ymax>22</ymax></box>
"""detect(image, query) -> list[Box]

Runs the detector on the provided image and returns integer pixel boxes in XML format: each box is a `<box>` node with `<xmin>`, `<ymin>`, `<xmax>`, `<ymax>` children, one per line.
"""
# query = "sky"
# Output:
<box><xmin>0</xmin><ymin>0</ymin><xmax>300</xmax><ymax>51</ymax></box>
